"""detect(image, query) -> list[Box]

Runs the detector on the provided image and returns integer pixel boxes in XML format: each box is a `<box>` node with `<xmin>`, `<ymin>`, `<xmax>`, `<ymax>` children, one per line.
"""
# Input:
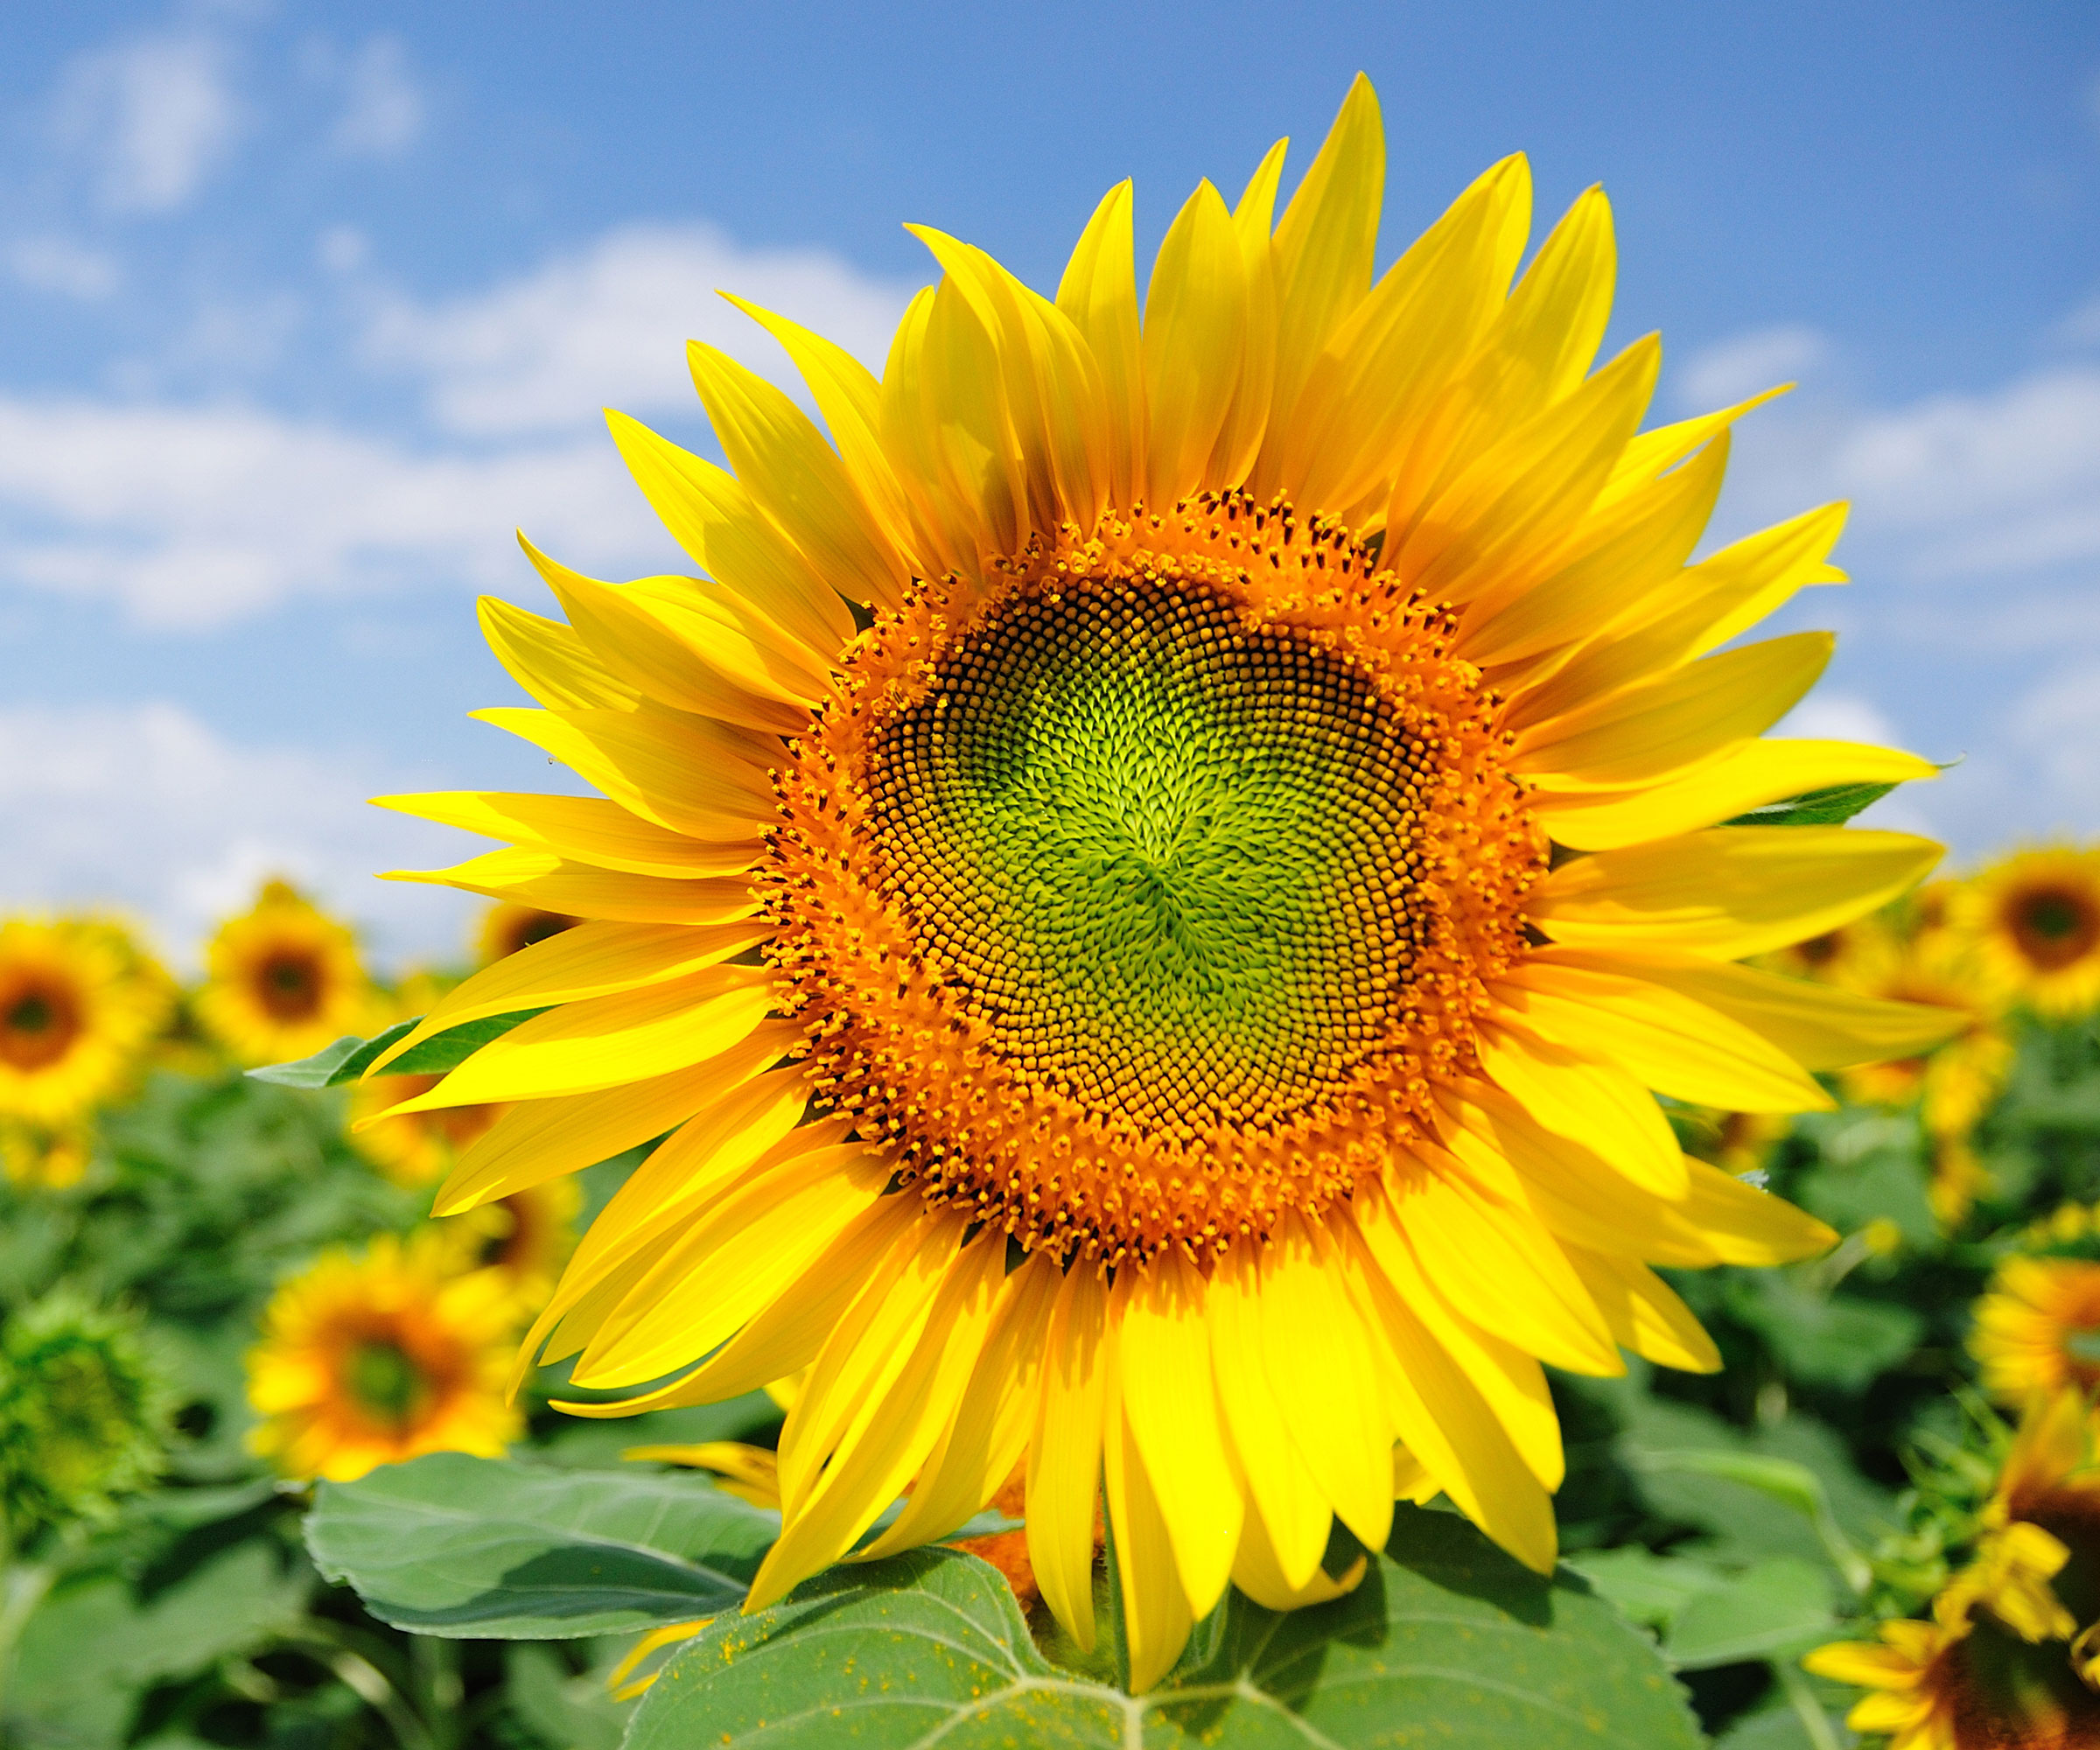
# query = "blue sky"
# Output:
<box><xmin>3</xmin><ymin>1</ymin><xmax>2096</xmax><ymax>967</ymax></box>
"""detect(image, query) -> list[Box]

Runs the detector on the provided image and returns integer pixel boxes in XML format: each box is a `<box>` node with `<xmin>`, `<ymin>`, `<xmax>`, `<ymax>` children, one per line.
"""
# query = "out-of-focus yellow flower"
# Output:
<box><xmin>439</xmin><ymin>1178</ymin><xmax>579</xmax><ymax>1317</ymax></box>
<box><xmin>0</xmin><ymin>917</ymin><xmax>171</xmax><ymax>1133</ymax></box>
<box><xmin>1838</xmin><ymin>932</ymin><xmax>2012</xmax><ymax>1141</ymax></box>
<box><xmin>1927</xmin><ymin>1133</ymin><xmax>1992</xmax><ymax>1232</ymax></box>
<box><xmin>476</xmin><ymin>901</ymin><xmax>578</xmax><ymax>966</ymax></box>
<box><xmin>245</xmin><ymin>1230</ymin><xmax>521</xmax><ymax>1482</ymax></box>
<box><xmin>1957</xmin><ymin>846</ymin><xmax>2100</xmax><ymax>1021</ymax></box>
<box><xmin>199</xmin><ymin>881</ymin><xmax>379</xmax><ymax>1068</ymax></box>
<box><xmin>0</xmin><ymin>1124</ymin><xmax>94</xmax><ymax>1190</ymax></box>
<box><xmin>1972</xmin><ymin>1259</ymin><xmax>2100</xmax><ymax>1404</ymax></box>
<box><xmin>1763</xmin><ymin>912</ymin><xmax>1898</xmax><ymax>986</ymax></box>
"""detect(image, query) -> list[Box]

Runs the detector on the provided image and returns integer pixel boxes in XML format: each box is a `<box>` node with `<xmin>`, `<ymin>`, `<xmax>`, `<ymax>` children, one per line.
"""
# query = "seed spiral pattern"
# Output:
<box><xmin>865</xmin><ymin>576</ymin><xmax>1429</xmax><ymax>1131</ymax></box>
<box><xmin>766</xmin><ymin>494</ymin><xmax>1546</xmax><ymax>1265</ymax></box>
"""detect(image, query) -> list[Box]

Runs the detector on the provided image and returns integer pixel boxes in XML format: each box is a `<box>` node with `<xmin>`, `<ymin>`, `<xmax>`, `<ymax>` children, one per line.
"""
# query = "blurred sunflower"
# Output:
<box><xmin>199</xmin><ymin>880</ymin><xmax>378</xmax><ymax>1068</ymax></box>
<box><xmin>1807</xmin><ymin>1392</ymin><xmax>2100</xmax><ymax>1749</ymax></box>
<box><xmin>0</xmin><ymin>917</ymin><xmax>171</xmax><ymax>1137</ymax></box>
<box><xmin>366</xmin><ymin>76</ymin><xmax>1965</xmax><ymax>1684</ymax></box>
<box><xmin>441</xmin><ymin>1177</ymin><xmax>581</xmax><ymax>1315</ymax></box>
<box><xmin>1838</xmin><ymin>932</ymin><xmax>2012</xmax><ymax>1141</ymax></box>
<box><xmin>1958</xmin><ymin>847</ymin><xmax>2100</xmax><ymax>1021</ymax></box>
<box><xmin>1972</xmin><ymin>1257</ymin><xmax>2100</xmax><ymax>1404</ymax></box>
<box><xmin>246</xmin><ymin>1231</ymin><xmax>521</xmax><ymax>1482</ymax></box>
<box><xmin>1763</xmin><ymin>911</ymin><xmax>1895</xmax><ymax>987</ymax></box>
<box><xmin>478</xmin><ymin>900</ymin><xmax>579</xmax><ymax>964</ymax></box>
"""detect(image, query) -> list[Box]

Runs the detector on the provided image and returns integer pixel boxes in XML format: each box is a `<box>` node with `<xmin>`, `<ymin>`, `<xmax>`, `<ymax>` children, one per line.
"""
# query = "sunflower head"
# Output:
<box><xmin>478</xmin><ymin>901</ymin><xmax>579</xmax><ymax>965</ymax></box>
<box><xmin>1837</xmin><ymin>931</ymin><xmax>2012</xmax><ymax>1140</ymax></box>
<box><xmin>440</xmin><ymin>1178</ymin><xmax>580</xmax><ymax>1314</ymax></box>
<box><xmin>0</xmin><ymin>917</ymin><xmax>171</xmax><ymax>1131</ymax></box>
<box><xmin>1974</xmin><ymin>1261</ymin><xmax>2100</xmax><ymax>1406</ymax></box>
<box><xmin>199</xmin><ymin>880</ymin><xmax>378</xmax><ymax>1068</ymax></box>
<box><xmin>245</xmin><ymin>1230</ymin><xmax>522</xmax><ymax>1482</ymax></box>
<box><xmin>363</xmin><ymin>74</ymin><xmax>1979</xmax><ymax>1689</ymax></box>
<box><xmin>1957</xmin><ymin>847</ymin><xmax>2100</xmax><ymax>1021</ymax></box>
<box><xmin>0</xmin><ymin>1292</ymin><xmax>169</xmax><ymax>1552</ymax></box>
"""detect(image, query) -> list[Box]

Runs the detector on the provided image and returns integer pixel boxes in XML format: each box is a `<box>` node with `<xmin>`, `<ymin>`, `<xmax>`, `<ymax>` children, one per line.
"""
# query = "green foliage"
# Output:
<box><xmin>626</xmin><ymin>1513</ymin><xmax>1703</xmax><ymax>1749</ymax></box>
<box><xmin>304</xmin><ymin>1453</ymin><xmax>777</xmax><ymax>1636</ymax></box>
<box><xmin>0</xmin><ymin>1293</ymin><xmax>169</xmax><ymax>1556</ymax></box>
<box><xmin>246</xmin><ymin>1010</ymin><xmax>548</xmax><ymax>1089</ymax></box>
<box><xmin>1723</xmin><ymin>782</ymin><xmax>1902</xmax><ymax>827</ymax></box>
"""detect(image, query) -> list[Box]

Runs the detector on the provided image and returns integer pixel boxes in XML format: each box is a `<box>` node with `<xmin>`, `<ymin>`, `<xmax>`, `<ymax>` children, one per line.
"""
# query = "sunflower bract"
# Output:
<box><xmin>373</xmin><ymin>74</ymin><xmax>1968</xmax><ymax>1687</ymax></box>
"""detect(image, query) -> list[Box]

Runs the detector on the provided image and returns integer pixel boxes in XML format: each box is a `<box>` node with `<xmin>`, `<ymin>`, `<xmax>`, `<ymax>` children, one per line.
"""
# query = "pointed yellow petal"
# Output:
<box><xmin>1474</xmin><ymin>1024</ymin><xmax>1688</xmax><ymax>1196</ymax></box>
<box><xmin>1055</xmin><ymin>181</ymin><xmax>1144</xmax><ymax>510</ymax></box>
<box><xmin>1118</xmin><ymin>1250</ymin><xmax>1242</xmax><ymax>1618</ymax></box>
<box><xmin>1535</xmin><ymin>740</ymin><xmax>1938</xmax><ymax>851</ymax></box>
<box><xmin>687</xmin><ymin>340</ymin><xmax>909</xmax><ymax>612</ymax></box>
<box><xmin>1229</xmin><ymin>1506</ymin><xmax>1364</xmax><ymax>1614</ymax></box>
<box><xmin>370</xmin><ymin>791</ymin><xmax>760</xmax><ymax>879</ymax></box>
<box><xmin>603</xmin><ymin>410</ymin><xmax>858</xmax><ymax>646</ymax></box>
<box><xmin>1498</xmin><ymin>956</ymin><xmax>1832</xmax><ymax>1112</ymax></box>
<box><xmin>1203</xmin><ymin>137</ymin><xmax>1286</xmax><ymax>491</ymax></box>
<box><xmin>382</xmin><ymin>847</ymin><xmax>759</xmax><ymax>927</ymax></box>
<box><xmin>479</xmin><ymin>596</ymin><xmax>640</xmax><ymax>710</ymax></box>
<box><xmin>1026</xmin><ymin>1265</ymin><xmax>1110</xmax><ymax>1652</ymax></box>
<box><xmin>1565</xmin><ymin>1247</ymin><xmax>1721</xmax><ymax>1372</ymax></box>
<box><xmin>881</xmin><ymin>277</ymin><xmax>1020</xmax><ymax>565</ymax></box>
<box><xmin>1142</xmin><ymin>180</ymin><xmax>1247</xmax><ymax>508</ymax></box>
<box><xmin>1102</xmin><ymin>1349</ymin><xmax>1195</xmax><ymax>1693</ymax></box>
<box><xmin>1530</xmin><ymin>825</ymin><xmax>1946</xmax><ymax>957</ymax></box>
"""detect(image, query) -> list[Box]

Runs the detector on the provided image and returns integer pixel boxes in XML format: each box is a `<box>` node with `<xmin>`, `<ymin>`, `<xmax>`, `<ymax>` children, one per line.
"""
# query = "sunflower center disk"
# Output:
<box><xmin>770</xmin><ymin>507</ymin><xmax>1542</xmax><ymax>1265</ymax></box>
<box><xmin>867</xmin><ymin>578</ymin><xmax>1423</xmax><ymax>1131</ymax></box>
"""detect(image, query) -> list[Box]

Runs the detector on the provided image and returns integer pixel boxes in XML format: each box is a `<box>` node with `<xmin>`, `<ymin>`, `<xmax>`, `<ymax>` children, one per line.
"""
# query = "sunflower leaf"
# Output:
<box><xmin>246</xmin><ymin>1009</ymin><xmax>549</xmax><ymax>1088</ymax></box>
<box><xmin>1722</xmin><ymin>781</ymin><xmax>1900</xmax><ymax>828</ymax></box>
<box><xmin>303</xmin><ymin>1452</ymin><xmax>778</xmax><ymax>1637</ymax></box>
<box><xmin>626</xmin><ymin>1505</ymin><xmax>1702</xmax><ymax>1747</ymax></box>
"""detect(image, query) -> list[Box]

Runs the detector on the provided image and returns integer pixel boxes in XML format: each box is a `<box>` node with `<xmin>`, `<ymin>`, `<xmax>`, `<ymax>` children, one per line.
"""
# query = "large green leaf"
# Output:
<box><xmin>303</xmin><ymin>1452</ymin><xmax>778</xmax><ymax>1637</ymax></box>
<box><xmin>628</xmin><ymin>1507</ymin><xmax>1701</xmax><ymax>1748</ymax></box>
<box><xmin>246</xmin><ymin>1009</ymin><xmax>547</xmax><ymax>1088</ymax></box>
<box><xmin>1567</xmin><ymin>1549</ymin><xmax>1837</xmax><ymax>1669</ymax></box>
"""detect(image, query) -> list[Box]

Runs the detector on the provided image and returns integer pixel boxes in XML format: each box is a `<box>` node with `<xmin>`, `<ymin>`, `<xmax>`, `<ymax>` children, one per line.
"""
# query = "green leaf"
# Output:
<box><xmin>245</xmin><ymin>1009</ymin><xmax>548</xmax><ymax>1088</ymax></box>
<box><xmin>1631</xmin><ymin>1448</ymin><xmax>1871</xmax><ymax>1594</ymax></box>
<box><xmin>1564</xmin><ymin>1549</ymin><xmax>1837</xmax><ymax>1669</ymax></box>
<box><xmin>628</xmin><ymin>1506</ymin><xmax>1702</xmax><ymax>1748</ymax></box>
<box><xmin>1723</xmin><ymin>781</ymin><xmax>1900</xmax><ymax>828</ymax></box>
<box><xmin>303</xmin><ymin>1452</ymin><xmax>777</xmax><ymax>1637</ymax></box>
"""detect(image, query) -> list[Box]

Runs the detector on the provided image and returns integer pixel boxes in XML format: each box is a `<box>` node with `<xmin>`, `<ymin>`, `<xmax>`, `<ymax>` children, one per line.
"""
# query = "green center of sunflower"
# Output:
<box><xmin>864</xmin><ymin>575</ymin><xmax>1429</xmax><ymax>1132</ymax></box>
<box><xmin>345</xmin><ymin>1339</ymin><xmax>427</xmax><ymax>1427</ymax></box>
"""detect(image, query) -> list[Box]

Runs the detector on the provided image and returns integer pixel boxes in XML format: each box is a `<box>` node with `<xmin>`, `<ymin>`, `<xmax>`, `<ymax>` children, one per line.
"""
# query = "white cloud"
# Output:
<box><xmin>6</xmin><ymin>236</ymin><xmax>122</xmax><ymax>300</ymax></box>
<box><xmin>2012</xmin><ymin>661</ymin><xmax>2100</xmax><ymax>831</ymax></box>
<box><xmin>1774</xmin><ymin>691</ymin><xmax>1900</xmax><ymax>747</ymax></box>
<box><xmin>0</xmin><ymin>701</ymin><xmax>477</xmax><ymax>968</ymax></box>
<box><xmin>331</xmin><ymin>36</ymin><xmax>423</xmax><ymax>159</ymax></box>
<box><xmin>368</xmin><ymin>222</ymin><xmax>920</xmax><ymax>435</ymax></box>
<box><xmin>55</xmin><ymin>31</ymin><xmax>242</xmax><ymax>214</ymax></box>
<box><xmin>0</xmin><ymin>396</ymin><xmax>666</xmax><ymax>626</ymax></box>
<box><xmin>316</xmin><ymin>224</ymin><xmax>369</xmax><ymax>274</ymax></box>
<box><xmin>1674</xmin><ymin>324</ymin><xmax>1831</xmax><ymax>414</ymax></box>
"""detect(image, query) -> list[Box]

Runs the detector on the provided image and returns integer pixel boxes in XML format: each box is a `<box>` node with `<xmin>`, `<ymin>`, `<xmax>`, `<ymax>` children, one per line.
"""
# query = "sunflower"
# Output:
<box><xmin>0</xmin><ymin>917</ymin><xmax>171</xmax><ymax>1133</ymax></box>
<box><xmin>1763</xmin><ymin>911</ymin><xmax>1896</xmax><ymax>987</ymax></box>
<box><xmin>1972</xmin><ymin>1259</ymin><xmax>2100</xmax><ymax>1405</ymax></box>
<box><xmin>439</xmin><ymin>1177</ymin><xmax>580</xmax><ymax>1314</ymax></box>
<box><xmin>478</xmin><ymin>900</ymin><xmax>579</xmax><ymax>965</ymax></box>
<box><xmin>0</xmin><ymin>1124</ymin><xmax>94</xmax><ymax>1191</ymax></box>
<box><xmin>1680</xmin><ymin>1107</ymin><xmax>1790</xmax><ymax>1180</ymax></box>
<box><xmin>1838</xmin><ymin>932</ymin><xmax>2012</xmax><ymax>1141</ymax></box>
<box><xmin>368</xmin><ymin>77</ymin><xmax>1966</xmax><ymax>1686</ymax></box>
<box><xmin>199</xmin><ymin>880</ymin><xmax>379</xmax><ymax>1068</ymax></box>
<box><xmin>1957</xmin><ymin>847</ymin><xmax>2100</xmax><ymax>1021</ymax></box>
<box><xmin>246</xmin><ymin>1231</ymin><xmax>520</xmax><ymax>1482</ymax></box>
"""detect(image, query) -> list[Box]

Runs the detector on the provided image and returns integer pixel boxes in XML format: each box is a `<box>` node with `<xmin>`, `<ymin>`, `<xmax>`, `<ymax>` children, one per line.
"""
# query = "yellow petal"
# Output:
<box><xmin>1204</xmin><ymin>137</ymin><xmax>1286</xmax><ymax>492</ymax></box>
<box><xmin>1497</xmin><ymin>956</ymin><xmax>1832</xmax><ymax>1113</ymax></box>
<box><xmin>1141</xmin><ymin>180</ymin><xmax>1247</xmax><ymax>508</ymax></box>
<box><xmin>479</xmin><ymin>596</ymin><xmax>639</xmax><ymax>710</ymax></box>
<box><xmin>882</xmin><ymin>277</ymin><xmax>1021</xmax><ymax>564</ymax></box>
<box><xmin>1102</xmin><ymin>1347</ymin><xmax>1196</xmax><ymax>1693</ymax></box>
<box><xmin>1118</xmin><ymin>1250</ymin><xmax>1242</xmax><ymax>1618</ymax></box>
<box><xmin>1257</xmin><ymin>72</ymin><xmax>1384</xmax><ymax>486</ymax></box>
<box><xmin>1229</xmin><ymin>1507</ymin><xmax>1365</xmax><ymax>1614</ymax></box>
<box><xmin>1054</xmin><ymin>181</ymin><xmax>1144</xmax><ymax>509</ymax></box>
<box><xmin>1530</xmin><ymin>825</ymin><xmax>1946</xmax><ymax>957</ymax></box>
<box><xmin>1474</xmin><ymin>1023</ymin><xmax>1687</xmax><ymax>1197</ymax></box>
<box><xmin>603</xmin><ymin>410</ymin><xmax>858</xmax><ymax>645</ymax></box>
<box><xmin>370</xmin><ymin>791</ymin><xmax>760</xmax><ymax>879</ymax></box>
<box><xmin>1514</xmin><ymin>631</ymin><xmax>1833</xmax><ymax>788</ymax></box>
<box><xmin>687</xmin><ymin>340</ymin><xmax>909</xmax><ymax>612</ymax></box>
<box><xmin>1564</xmin><ymin>1247</ymin><xmax>1721</xmax><ymax>1372</ymax></box>
<box><xmin>1534</xmin><ymin>740</ymin><xmax>1938</xmax><ymax>851</ymax></box>
<box><xmin>382</xmin><ymin>847</ymin><xmax>759</xmax><ymax>927</ymax></box>
<box><xmin>1026</xmin><ymin>1264</ymin><xmax>1110</xmax><ymax>1652</ymax></box>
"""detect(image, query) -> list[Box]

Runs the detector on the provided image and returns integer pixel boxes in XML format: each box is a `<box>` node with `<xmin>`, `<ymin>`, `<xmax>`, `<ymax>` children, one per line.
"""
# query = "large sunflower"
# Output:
<box><xmin>370</xmin><ymin>78</ymin><xmax>1965</xmax><ymax>1686</ymax></box>
<box><xmin>0</xmin><ymin>917</ymin><xmax>170</xmax><ymax>1134</ymax></box>
<box><xmin>246</xmin><ymin>1231</ymin><xmax>521</xmax><ymax>1482</ymax></box>
<box><xmin>199</xmin><ymin>880</ymin><xmax>379</xmax><ymax>1068</ymax></box>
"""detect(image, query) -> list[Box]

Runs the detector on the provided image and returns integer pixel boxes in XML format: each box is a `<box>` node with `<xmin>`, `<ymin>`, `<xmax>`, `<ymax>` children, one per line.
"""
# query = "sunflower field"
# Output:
<box><xmin>7</xmin><ymin>76</ymin><xmax>2100</xmax><ymax>1750</ymax></box>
